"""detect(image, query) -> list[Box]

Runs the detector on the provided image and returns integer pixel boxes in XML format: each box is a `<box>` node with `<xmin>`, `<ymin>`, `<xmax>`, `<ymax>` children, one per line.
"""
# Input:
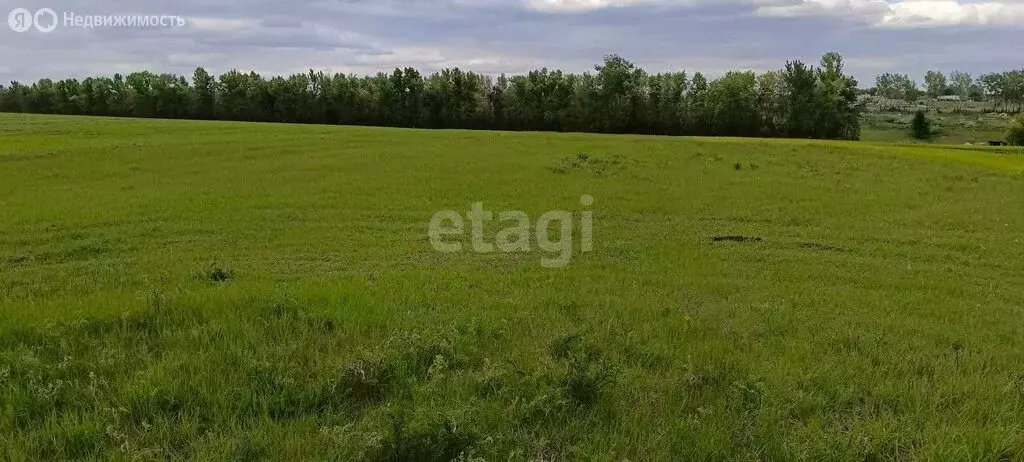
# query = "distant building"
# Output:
<box><xmin>937</xmin><ymin>95</ymin><xmax>961</xmax><ymax>101</ymax></box>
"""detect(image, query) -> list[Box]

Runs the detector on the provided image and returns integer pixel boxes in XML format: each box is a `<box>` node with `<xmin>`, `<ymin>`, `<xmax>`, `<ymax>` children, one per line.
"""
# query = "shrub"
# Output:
<box><xmin>910</xmin><ymin>110</ymin><xmax>934</xmax><ymax>140</ymax></box>
<box><xmin>1008</xmin><ymin>114</ymin><xmax>1024</xmax><ymax>146</ymax></box>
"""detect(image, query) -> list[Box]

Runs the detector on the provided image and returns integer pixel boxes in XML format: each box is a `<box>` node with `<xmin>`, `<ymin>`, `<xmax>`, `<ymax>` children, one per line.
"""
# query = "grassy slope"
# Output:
<box><xmin>1</xmin><ymin>113</ymin><xmax>1024</xmax><ymax>459</ymax></box>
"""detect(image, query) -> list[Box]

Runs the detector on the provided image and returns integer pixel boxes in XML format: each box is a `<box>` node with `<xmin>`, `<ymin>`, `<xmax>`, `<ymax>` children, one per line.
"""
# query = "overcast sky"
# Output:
<box><xmin>1</xmin><ymin>0</ymin><xmax>1021</xmax><ymax>86</ymax></box>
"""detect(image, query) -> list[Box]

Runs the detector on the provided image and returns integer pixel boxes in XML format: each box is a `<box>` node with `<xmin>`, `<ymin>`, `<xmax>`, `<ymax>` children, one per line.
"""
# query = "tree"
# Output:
<box><xmin>782</xmin><ymin>60</ymin><xmax>817</xmax><ymax>137</ymax></box>
<box><xmin>0</xmin><ymin>53</ymin><xmax>898</xmax><ymax>142</ymax></box>
<box><xmin>756</xmin><ymin>71</ymin><xmax>783</xmax><ymax>136</ymax></box>
<box><xmin>874</xmin><ymin>73</ymin><xmax>918</xmax><ymax>109</ymax></box>
<box><xmin>1005</xmin><ymin>70</ymin><xmax>1024</xmax><ymax>112</ymax></box>
<box><xmin>191</xmin><ymin>67</ymin><xmax>216</xmax><ymax>119</ymax></box>
<box><xmin>1008</xmin><ymin>114</ymin><xmax>1024</xmax><ymax>146</ymax></box>
<box><xmin>924</xmin><ymin>70</ymin><xmax>947</xmax><ymax>99</ymax></box>
<box><xmin>816</xmin><ymin>52</ymin><xmax>861</xmax><ymax>140</ymax></box>
<box><xmin>979</xmin><ymin>72</ymin><xmax>1008</xmax><ymax>111</ymax></box>
<box><xmin>686</xmin><ymin>72</ymin><xmax>710</xmax><ymax>135</ymax></box>
<box><xmin>706</xmin><ymin>71</ymin><xmax>759</xmax><ymax>137</ymax></box>
<box><xmin>594</xmin><ymin>55</ymin><xmax>646</xmax><ymax>133</ymax></box>
<box><xmin>911</xmin><ymin>110</ymin><xmax>933</xmax><ymax>140</ymax></box>
<box><xmin>948</xmin><ymin>70</ymin><xmax>973</xmax><ymax>109</ymax></box>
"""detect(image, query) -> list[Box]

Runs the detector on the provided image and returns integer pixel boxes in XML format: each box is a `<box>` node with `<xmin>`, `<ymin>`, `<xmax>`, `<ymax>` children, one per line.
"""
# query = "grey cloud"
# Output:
<box><xmin>0</xmin><ymin>0</ymin><xmax>1019</xmax><ymax>86</ymax></box>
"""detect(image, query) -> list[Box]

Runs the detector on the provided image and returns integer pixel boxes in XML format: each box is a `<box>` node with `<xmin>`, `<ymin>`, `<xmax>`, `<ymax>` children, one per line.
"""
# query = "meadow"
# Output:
<box><xmin>861</xmin><ymin>110</ymin><xmax>1015</xmax><ymax>145</ymax></box>
<box><xmin>1</xmin><ymin>113</ymin><xmax>1023</xmax><ymax>460</ymax></box>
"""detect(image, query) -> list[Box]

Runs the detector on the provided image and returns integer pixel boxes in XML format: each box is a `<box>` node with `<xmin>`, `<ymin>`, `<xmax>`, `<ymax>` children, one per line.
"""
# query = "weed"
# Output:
<box><xmin>194</xmin><ymin>263</ymin><xmax>233</xmax><ymax>283</ymax></box>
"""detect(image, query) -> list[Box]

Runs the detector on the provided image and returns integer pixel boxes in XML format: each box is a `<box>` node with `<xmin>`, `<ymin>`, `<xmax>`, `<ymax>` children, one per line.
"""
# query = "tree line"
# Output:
<box><xmin>0</xmin><ymin>53</ymin><xmax>862</xmax><ymax>140</ymax></box>
<box><xmin>872</xmin><ymin>69</ymin><xmax>1024</xmax><ymax>111</ymax></box>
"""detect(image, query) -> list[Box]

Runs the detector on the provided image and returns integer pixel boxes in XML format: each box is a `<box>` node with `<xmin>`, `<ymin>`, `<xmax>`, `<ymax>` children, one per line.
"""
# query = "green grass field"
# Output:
<box><xmin>2</xmin><ymin>113</ymin><xmax>1023</xmax><ymax>459</ymax></box>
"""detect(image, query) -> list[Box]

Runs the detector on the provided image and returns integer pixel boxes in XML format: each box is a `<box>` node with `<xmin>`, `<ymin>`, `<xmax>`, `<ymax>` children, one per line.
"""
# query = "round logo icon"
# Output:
<box><xmin>8</xmin><ymin>8</ymin><xmax>32</xmax><ymax>32</ymax></box>
<box><xmin>33</xmin><ymin>8</ymin><xmax>57</xmax><ymax>33</ymax></box>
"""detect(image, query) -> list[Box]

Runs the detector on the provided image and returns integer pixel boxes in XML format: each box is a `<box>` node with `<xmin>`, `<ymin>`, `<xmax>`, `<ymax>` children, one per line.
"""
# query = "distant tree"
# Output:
<box><xmin>948</xmin><ymin>70</ymin><xmax>973</xmax><ymax>109</ymax></box>
<box><xmin>706</xmin><ymin>71</ymin><xmax>759</xmax><ymax>137</ymax></box>
<box><xmin>756</xmin><ymin>71</ymin><xmax>784</xmax><ymax>136</ymax></box>
<box><xmin>1008</xmin><ymin>114</ymin><xmax>1024</xmax><ymax>146</ymax></box>
<box><xmin>816</xmin><ymin>52</ymin><xmax>861</xmax><ymax>140</ymax></box>
<box><xmin>686</xmin><ymin>72</ymin><xmax>710</xmax><ymax>135</ymax></box>
<box><xmin>594</xmin><ymin>55</ymin><xmax>646</xmax><ymax>133</ymax></box>
<box><xmin>924</xmin><ymin>70</ymin><xmax>947</xmax><ymax>99</ymax></box>
<box><xmin>911</xmin><ymin>110</ymin><xmax>934</xmax><ymax>140</ymax></box>
<box><xmin>979</xmin><ymin>72</ymin><xmax>1009</xmax><ymax>111</ymax></box>
<box><xmin>0</xmin><ymin>53</ymin><xmax>976</xmax><ymax>143</ymax></box>
<box><xmin>783</xmin><ymin>60</ymin><xmax>818</xmax><ymax>137</ymax></box>
<box><xmin>1006</xmin><ymin>70</ymin><xmax>1024</xmax><ymax>112</ymax></box>
<box><xmin>191</xmin><ymin>67</ymin><xmax>216</xmax><ymax>119</ymax></box>
<box><xmin>875</xmin><ymin>73</ymin><xmax>918</xmax><ymax>109</ymax></box>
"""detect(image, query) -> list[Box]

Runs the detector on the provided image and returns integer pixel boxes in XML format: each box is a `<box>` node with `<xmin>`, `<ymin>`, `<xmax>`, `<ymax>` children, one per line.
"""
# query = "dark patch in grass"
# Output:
<box><xmin>8</xmin><ymin>243</ymin><xmax>112</xmax><ymax>265</ymax></box>
<box><xmin>549</xmin><ymin>152</ymin><xmax>626</xmax><ymax>176</ymax></box>
<box><xmin>34</xmin><ymin>423</ymin><xmax>104</xmax><ymax>460</ymax></box>
<box><xmin>125</xmin><ymin>387</ymin><xmax>187</xmax><ymax>424</ymax></box>
<box><xmin>195</xmin><ymin>263</ymin><xmax>233</xmax><ymax>282</ymax></box>
<box><xmin>621</xmin><ymin>340</ymin><xmax>669</xmax><ymax>370</ymax></box>
<box><xmin>61</xmin><ymin>243</ymin><xmax>109</xmax><ymax>261</ymax></box>
<box><xmin>549</xmin><ymin>334</ymin><xmax>585</xmax><ymax>361</ymax></box>
<box><xmin>712</xmin><ymin>236</ymin><xmax>764</xmax><ymax>243</ymax></box>
<box><xmin>801</xmin><ymin>242</ymin><xmax>845</xmax><ymax>252</ymax></box>
<box><xmin>375</xmin><ymin>410</ymin><xmax>478</xmax><ymax>462</ymax></box>
<box><xmin>262</xmin><ymin>300</ymin><xmax>336</xmax><ymax>333</ymax></box>
<box><xmin>235</xmin><ymin>439</ymin><xmax>269</xmax><ymax>461</ymax></box>
<box><xmin>557</xmin><ymin>302</ymin><xmax>581</xmax><ymax>321</ymax></box>
<box><xmin>325</xmin><ymin>332</ymin><xmax>478</xmax><ymax>412</ymax></box>
<box><xmin>549</xmin><ymin>334</ymin><xmax>616</xmax><ymax>408</ymax></box>
<box><xmin>3</xmin><ymin>255</ymin><xmax>29</xmax><ymax>266</ymax></box>
<box><xmin>333</xmin><ymin>356</ymin><xmax>398</xmax><ymax>406</ymax></box>
<box><xmin>690</xmin><ymin>151</ymin><xmax>724</xmax><ymax>162</ymax></box>
<box><xmin>734</xmin><ymin>162</ymin><xmax>743</xmax><ymax>170</ymax></box>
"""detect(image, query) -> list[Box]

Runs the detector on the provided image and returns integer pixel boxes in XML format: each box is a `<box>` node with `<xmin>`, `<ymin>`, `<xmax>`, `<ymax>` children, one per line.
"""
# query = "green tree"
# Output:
<box><xmin>816</xmin><ymin>52</ymin><xmax>861</xmax><ymax>140</ymax></box>
<box><xmin>911</xmin><ymin>110</ymin><xmax>933</xmax><ymax>140</ymax></box>
<box><xmin>1008</xmin><ymin>114</ymin><xmax>1024</xmax><ymax>146</ymax></box>
<box><xmin>191</xmin><ymin>67</ymin><xmax>216</xmax><ymax>119</ymax></box>
<box><xmin>782</xmin><ymin>60</ymin><xmax>817</xmax><ymax>137</ymax></box>
<box><xmin>706</xmin><ymin>71</ymin><xmax>759</xmax><ymax>137</ymax></box>
<box><xmin>874</xmin><ymin>73</ymin><xmax>918</xmax><ymax>109</ymax></box>
<box><xmin>948</xmin><ymin>70</ymin><xmax>973</xmax><ymax>109</ymax></box>
<box><xmin>0</xmin><ymin>53</ymin><xmax>892</xmax><ymax>141</ymax></box>
<box><xmin>924</xmin><ymin>70</ymin><xmax>947</xmax><ymax>99</ymax></box>
<box><xmin>594</xmin><ymin>55</ymin><xmax>646</xmax><ymax>133</ymax></box>
<box><xmin>686</xmin><ymin>72</ymin><xmax>710</xmax><ymax>135</ymax></box>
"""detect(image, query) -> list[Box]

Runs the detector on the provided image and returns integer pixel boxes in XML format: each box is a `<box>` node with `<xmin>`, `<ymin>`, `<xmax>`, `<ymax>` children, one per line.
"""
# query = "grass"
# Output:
<box><xmin>1</xmin><ymin>113</ymin><xmax>1024</xmax><ymax>459</ymax></box>
<box><xmin>862</xmin><ymin>111</ymin><xmax>1014</xmax><ymax>144</ymax></box>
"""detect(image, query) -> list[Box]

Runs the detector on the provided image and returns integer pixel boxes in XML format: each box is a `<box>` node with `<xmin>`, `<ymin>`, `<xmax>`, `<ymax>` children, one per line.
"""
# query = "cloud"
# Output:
<box><xmin>0</xmin><ymin>0</ymin><xmax>1019</xmax><ymax>87</ymax></box>
<box><xmin>523</xmin><ymin>0</ymin><xmax>691</xmax><ymax>12</ymax></box>
<box><xmin>881</xmin><ymin>1</ymin><xmax>1024</xmax><ymax>27</ymax></box>
<box><xmin>524</xmin><ymin>0</ymin><xmax>1024</xmax><ymax>28</ymax></box>
<box><xmin>753</xmin><ymin>0</ymin><xmax>1024</xmax><ymax>27</ymax></box>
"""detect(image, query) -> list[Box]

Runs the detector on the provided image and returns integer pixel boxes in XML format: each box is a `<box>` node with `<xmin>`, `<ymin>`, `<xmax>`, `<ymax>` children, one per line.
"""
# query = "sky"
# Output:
<box><xmin>0</xmin><ymin>0</ymin><xmax>1021</xmax><ymax>87</ymax></box>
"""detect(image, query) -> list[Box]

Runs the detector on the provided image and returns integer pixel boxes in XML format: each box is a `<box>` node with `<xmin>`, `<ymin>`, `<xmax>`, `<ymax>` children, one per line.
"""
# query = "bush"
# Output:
<box><xmin>1008</xmin><ymin>114</ymin><xmax>1024</xmax><ymax>146</ymax></box>
<box><xmin>910</xmin><ymin>110</ymin><xmax>934</xmax><ymax>140</ymax></box>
